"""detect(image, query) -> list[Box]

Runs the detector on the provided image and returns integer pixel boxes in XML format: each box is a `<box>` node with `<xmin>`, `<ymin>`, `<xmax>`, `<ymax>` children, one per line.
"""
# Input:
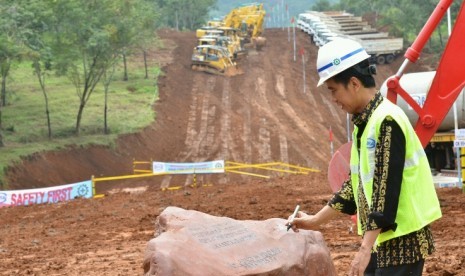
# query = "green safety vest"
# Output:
<box><xmin>350</xmin><ymin>99</ymin><xmax>442</xmax><ymax>245</ymax></box>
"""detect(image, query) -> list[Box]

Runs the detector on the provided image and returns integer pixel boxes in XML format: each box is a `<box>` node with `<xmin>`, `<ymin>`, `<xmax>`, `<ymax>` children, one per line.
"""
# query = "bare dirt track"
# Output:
<box><xmin>1</xmin><ymin>29</ymin><xmax>465</xmax><ymax>275</ymax></box>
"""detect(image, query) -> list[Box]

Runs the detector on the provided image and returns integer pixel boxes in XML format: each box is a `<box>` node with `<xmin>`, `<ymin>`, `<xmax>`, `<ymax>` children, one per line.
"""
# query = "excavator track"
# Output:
<box><xmin>191</xmin><ymin>64</ymin><xmax>225</xmax><ymax>76</ymax></box>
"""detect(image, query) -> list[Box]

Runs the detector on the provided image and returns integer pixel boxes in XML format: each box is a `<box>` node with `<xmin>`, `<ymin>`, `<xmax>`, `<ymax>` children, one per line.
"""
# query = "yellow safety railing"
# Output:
<box><xmin>92</xmin><ymin>171</ymin><xmax>167</xmax><ymax>197</ymax></box>
<box><xmin>133</xmin><ymin>158</ymin><xmax>153</xmax><ymax>174</ymax></box>
<box><xmin>225</xmin><ymin>161</ymin><xmax>320</xmax><ymax>178</ymax></box>
<box><xmin>91</xmin><ymin>160</ymin><xmax>320</xmax><ymax>197</ymax></box>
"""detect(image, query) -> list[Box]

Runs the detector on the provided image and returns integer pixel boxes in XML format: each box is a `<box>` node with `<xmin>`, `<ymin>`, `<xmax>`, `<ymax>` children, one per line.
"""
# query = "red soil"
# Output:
<box><xmin>1</xmin><ymin>29</ymin><xmax>463</xmax><ymax>275</ymax></box>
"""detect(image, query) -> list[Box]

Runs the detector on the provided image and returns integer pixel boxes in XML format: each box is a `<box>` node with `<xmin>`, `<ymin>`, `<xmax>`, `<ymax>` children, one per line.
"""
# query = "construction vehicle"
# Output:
<box><xmin>297</xmin><ymin>12</ymin><xmax>320</xmax><ymax>34</ymax></box>
<box><xmin>191</xmin><ymin>3</ymin><xmax>266</xmax><ymax>75</ymax></box>
<box><xmin>246</xmin><ymin>14</ymin><xmax>267</xmax><ymax>50</ymax></box>
<box><xmin>197</xmin><ymin>35</ymin><xmax>244</xmax><ymax>59</ymax></box>
<box><xmin>222</xmin><ymin>3</ymin><xmax>267</xmax><ymax>50</ymax></box>
<box><xmin>330</xmin><ymin>0</ymin><xmax>465</xmax><ymax>190</ymax></box>
<box><xmin>191</xmin><ymin>45</ymin><xmax>241</xmax><ymax>76</ymax></box>
<box><xmin>207</xmin><ymin>19</ymin><xmax>223</xmax><ymax>27</ymax></box>
<box><xmin>359</xmin><ymin>37</ymin><xmax>404</xmax><ymax>64</ymax></box>
<box><xmin>216</xmin><ymin>27</ymin><xmax>246</xmax><ymax>57</ymax></box>
<box><xmin>299</xmin><ymin>11</ymin><xmax>404</xmax><ymax>64</ymax></box>
<box><xmin>197</xmin><ymin>37</ymin><xmax>217</xmax><ymax>46</ymax></box>
<box><xmin>195</xmin><ymin>29</ymin><xmax>238</xmax><ymax>61</ymax></box>
<box><xmin>382</xmin><ymin>0</ymin><xmax>465</xmax><ymax>186</ymax></box>
<box><xmin>196</xmin><ymin>27</ymin><xmax>224</xmax><ymax>38</ymax></box>
<box><xmin>197</xmin><ymin>3</ymin><xmax>266</xmax><ymax>49</ymax></box>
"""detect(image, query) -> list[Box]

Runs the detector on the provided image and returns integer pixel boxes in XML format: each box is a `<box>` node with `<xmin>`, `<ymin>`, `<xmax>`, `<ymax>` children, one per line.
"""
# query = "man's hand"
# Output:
<box><xmin>349</xmin><ymin>246</ymin><xmax>371</xmax><ymax>276</ymax></box>
<box><xmin>286</xmin><ymin>211</ymin><xmax>312</xmax><ymax>232</ymax></box>
<box><xmin>285</xmin><ymin>205</ymin><xmax>339</xmax><ymax>232</ymax></box>
<box><xmin>348</xmin><ymin>229</ymin><xmax>381</xmax><ymax>275</ymax></box>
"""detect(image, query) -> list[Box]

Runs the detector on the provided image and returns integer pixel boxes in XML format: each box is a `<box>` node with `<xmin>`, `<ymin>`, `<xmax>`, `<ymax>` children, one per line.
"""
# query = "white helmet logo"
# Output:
<box><xmin>333</xmin><ymin>58</ymin><xmax>341</xmax><ymax>66</ymax></box>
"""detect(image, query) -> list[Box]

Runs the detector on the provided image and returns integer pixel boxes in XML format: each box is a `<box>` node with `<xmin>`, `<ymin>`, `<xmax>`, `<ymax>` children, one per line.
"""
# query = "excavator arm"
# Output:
<box><xmin>386</xmin><ymin>0</ymin><xmax>465</xmax><ymax>148</ymax></box>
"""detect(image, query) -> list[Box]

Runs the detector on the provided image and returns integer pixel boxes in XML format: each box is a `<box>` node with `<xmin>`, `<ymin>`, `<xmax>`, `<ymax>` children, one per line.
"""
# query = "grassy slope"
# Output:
<box><xmin>0</xmin><ymin>57</ymin><xmax>161</xmax><ymax>187</ymax></box>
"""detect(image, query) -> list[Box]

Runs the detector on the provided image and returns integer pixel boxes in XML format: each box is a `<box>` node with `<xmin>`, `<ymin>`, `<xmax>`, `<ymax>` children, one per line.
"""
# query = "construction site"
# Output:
<box><xmin>1</xmin><ymin>2</ymin><xmax>465</xmax><ymax>275</ymax></box>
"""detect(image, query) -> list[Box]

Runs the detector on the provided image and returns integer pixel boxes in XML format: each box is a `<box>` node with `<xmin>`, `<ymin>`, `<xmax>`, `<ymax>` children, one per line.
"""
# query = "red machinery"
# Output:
<box><xmin>386</xmin><ymin>0</ymin><xmax>465</xmax><ymax>147</ymax></box>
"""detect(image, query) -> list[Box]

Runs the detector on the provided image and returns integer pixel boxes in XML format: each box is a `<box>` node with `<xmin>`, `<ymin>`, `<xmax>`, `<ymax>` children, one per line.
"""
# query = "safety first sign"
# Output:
<box><xmin>0</xmin><ymin>180</ymin><xmax>93</xmax><ymax>208</ymax></box>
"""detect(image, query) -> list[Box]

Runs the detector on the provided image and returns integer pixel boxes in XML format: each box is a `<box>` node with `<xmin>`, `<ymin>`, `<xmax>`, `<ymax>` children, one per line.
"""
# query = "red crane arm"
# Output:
<box><xmin>386</xmin><ymin>0</ymin><xmax>465</xmax><ymax>148</ymax></box>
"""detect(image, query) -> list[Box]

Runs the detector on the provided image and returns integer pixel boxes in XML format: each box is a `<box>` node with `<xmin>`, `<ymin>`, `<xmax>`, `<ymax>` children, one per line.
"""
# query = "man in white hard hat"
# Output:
<box><xmin>287</xmin><ymin>38</ymin><xmax>441</xmax><ymax>276</ymax></box>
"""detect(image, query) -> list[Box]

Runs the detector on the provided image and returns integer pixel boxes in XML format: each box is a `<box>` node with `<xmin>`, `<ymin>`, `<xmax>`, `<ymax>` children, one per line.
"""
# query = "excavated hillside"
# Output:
<box><xmin>1</xmin><ymin>29</ymin><xmax>464</xmax><ymax>275</ymax></box>
<box><xmin>5</xmin><ymin>27</ymin><xmax>416</xmax><ymax>191</ymax></box>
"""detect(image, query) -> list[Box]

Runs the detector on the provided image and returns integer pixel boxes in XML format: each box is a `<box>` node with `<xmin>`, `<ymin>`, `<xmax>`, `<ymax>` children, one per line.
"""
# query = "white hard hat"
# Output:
<box><xmin>316</xmin><ymin>38</ymin><xmax>370</xmax><ymax>87</ymax></box>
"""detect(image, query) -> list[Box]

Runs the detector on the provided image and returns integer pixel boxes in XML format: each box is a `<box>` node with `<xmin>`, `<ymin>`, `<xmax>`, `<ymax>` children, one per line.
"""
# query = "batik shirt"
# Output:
<box><xmin>328</xmin><ymin>91</ymin><xmax>435</xmax><ymax>268</ymax></box>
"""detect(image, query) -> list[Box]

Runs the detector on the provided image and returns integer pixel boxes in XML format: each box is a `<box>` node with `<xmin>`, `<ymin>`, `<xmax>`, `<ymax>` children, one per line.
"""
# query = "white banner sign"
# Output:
<box><xmin>454</xmin><ymin>140</ymin><xmax>465</xmax><ymax>148</ymax></box>
<box><xmin>0</xmin><ymin>180</ymin><xmax>93</xmax><ymax>208</ymax></box>
<box><xmin>152</xmin><ymin>160</ymin><xmax>225</xmax><ymax>174</ymax></box>
<box><xmin>455</xmin><ymin>128</ymin><xmax>465</xmax><ymax>139</ymax></box>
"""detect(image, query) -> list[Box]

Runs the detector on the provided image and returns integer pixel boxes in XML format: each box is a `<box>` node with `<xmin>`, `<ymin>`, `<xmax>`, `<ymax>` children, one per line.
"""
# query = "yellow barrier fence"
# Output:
<box><xmin>133</xmin><ymin>158</ymin><xmax>153</xmax><ymax>174</ymax></box>
<box><xmin>91</xmin><ymin>160</ymin><xmax>320</xmax><ymax>197</ymax></box>
<box><xmin>225</xmin><ymin>161</ymin><xmax>320</xmax><ymax>178</ymax></box>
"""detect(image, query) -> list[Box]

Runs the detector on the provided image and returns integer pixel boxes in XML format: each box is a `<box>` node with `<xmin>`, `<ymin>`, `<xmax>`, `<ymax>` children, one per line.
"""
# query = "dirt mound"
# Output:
<box><xmin>1</xmin><ymin>29</ymin><xmax>463</xmax><ymax>276</ymax></box>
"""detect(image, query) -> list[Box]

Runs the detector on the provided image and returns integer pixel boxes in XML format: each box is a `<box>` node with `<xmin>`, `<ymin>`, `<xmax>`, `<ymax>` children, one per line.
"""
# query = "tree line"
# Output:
<box><xmin>0</xmin><ymin>0</ymin><xmax>217</xmax><ymax>147</ymax></box>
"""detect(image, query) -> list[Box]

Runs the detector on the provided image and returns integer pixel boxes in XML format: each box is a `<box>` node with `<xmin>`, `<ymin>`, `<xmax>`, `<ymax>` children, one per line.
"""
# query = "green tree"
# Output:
<box><xmin>0</xmin><ymin>2</ymin><xmax>30</xmax><ymax>147</ymax></box>
<box><xmin>46</xmin><ymin>0</ymin><xmax>132</xmax><ymax>135</ymax></box>
<box><xmin>112</xmin><ymin>0</ymin><xmax>160</xmax><ymax>81</ymax></box>
<box><xmin>30</xmin><ymin>51</ymin><xmax>53</xmax><ymax>139</ymax></box>
<box><xmin>102</xmin><ymin>64</ymin><xmax>116</xmax><ymax>135</ymax></box>
<box><xmin>135</xmin><ymin>0</ymin><xmax>162</xmax><ymax>80</ymax></box>
<box><xmin>155</xmin><ymin>0</ymin><xmax>217</xmax><ymax>30</ymax></box>
<box><xmin>312</xmin><ymin>0</ymin><xmax>337</xmax><ymax>11</ymax></box>
<box><xmin>0</xmin><ymin>35</ymin><xmax>17</xmax><ymax>147</ymax></box>
<box><xmin>0</xmin><ymin>3</ymin><xmax>26</xmax><ymax>108</ymax></box>
<box><xmin>99</xmin><ymin>0</ymin><xmax>160</xmax><ymax>133</ymax></box>
<box><xmin>17</xmin><ymin>0</ymin><xmax>55</xmax><ymax>139</ymax></box>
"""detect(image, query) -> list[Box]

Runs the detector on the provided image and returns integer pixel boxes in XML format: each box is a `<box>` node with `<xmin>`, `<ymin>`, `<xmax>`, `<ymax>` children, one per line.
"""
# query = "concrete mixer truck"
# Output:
<box><xmin>380</xmin><ymin>0</ymin><xmax>465</xmax><ymax>187</ymax></box>
<box><xmin>381</xmin><ymin>71</ymin><xmax>465</xmax><ymax>177</ymax></box>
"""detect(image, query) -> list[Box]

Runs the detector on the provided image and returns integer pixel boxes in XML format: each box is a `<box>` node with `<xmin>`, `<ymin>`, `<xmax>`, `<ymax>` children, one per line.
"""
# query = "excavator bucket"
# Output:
<box><xmin>252</xmin><ymin>37</ymin><xmax>267</xmax><ymax>50</ymax></box>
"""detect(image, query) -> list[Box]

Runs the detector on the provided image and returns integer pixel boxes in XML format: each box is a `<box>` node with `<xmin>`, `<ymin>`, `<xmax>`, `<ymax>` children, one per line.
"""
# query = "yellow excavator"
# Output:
<box><xmin>222</xmin><ymin>3</ymin><xmax>266</xmax><ymax>50</ymax></box>
<box><xmin>196</xmin><ymin>27</ymin><xmax>244</xmax><ymax>55</ymax></box>
<box><xmin>191</xmin><ymin>45</ymin><xmax>241</xmax><ymax>76</ymax></box>
<box><xmin>215</xmin><ymin>27</ymin><xmax>246</xmax><ymax>57</ymax></box>
<box><xmin>196</xmin><ymin>27</ymin><xmax>223</xmax><ymax>38</ymax></box>
<box><xmin>241</xmin><ymin>13</ymin><xmax>266</xmax><ymax>50</ymax></box>
<box><xmin>191</xmin><ymin>3</ymin><xmax>265</xmax><ymax>75</ymax></box>
<box><xmin>197</xmin><ymin>35</ymin><xmax>243</xmax><ymax>59</ymax></box>
<box><xmin>207</xmin><ymin>19</ymin><xmax>223</xmax><ymax>27</ymax></box>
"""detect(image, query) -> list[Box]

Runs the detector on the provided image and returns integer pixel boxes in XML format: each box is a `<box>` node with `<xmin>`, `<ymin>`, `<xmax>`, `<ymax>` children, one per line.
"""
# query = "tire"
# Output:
<box><xmin>386</xmin><ymin>54</ymin><xmax>395</xmax><ymax>64</ymax></box>
<box><xmin>376</xmin><ymin>55</ymin><xmax>386</xmax><ymax>65</ymax></box>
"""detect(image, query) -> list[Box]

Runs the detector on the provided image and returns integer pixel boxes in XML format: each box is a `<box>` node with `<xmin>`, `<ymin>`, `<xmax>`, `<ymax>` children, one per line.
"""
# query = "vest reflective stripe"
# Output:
<box><xmin>404</xmin><ymin>148</ymin><xmax>426</xmax><ymax>168</ymax></box>
<box><xmin>352</xmin><ymin>151</ymin><xmax>426</xmax><ymax>178</ymax></box>
<box><xmin>350</xmin><ymin>99</ymin><xmax>442</xmax><ymax>245</ymax></box>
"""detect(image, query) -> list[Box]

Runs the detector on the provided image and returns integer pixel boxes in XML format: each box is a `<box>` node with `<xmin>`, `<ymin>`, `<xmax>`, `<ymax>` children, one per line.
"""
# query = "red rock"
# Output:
<box><xmin>143</xmin><ymin>207</ymin><xmax>336</xmax><ymax>276</ymax></box>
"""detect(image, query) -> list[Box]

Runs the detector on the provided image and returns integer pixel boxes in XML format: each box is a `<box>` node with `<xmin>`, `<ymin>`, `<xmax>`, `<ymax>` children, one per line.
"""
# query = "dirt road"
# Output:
<box><xmin>1</xmin><ymin>29</ymin><xmax>464</xmax><ymax>275</ymax></box>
